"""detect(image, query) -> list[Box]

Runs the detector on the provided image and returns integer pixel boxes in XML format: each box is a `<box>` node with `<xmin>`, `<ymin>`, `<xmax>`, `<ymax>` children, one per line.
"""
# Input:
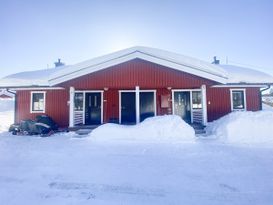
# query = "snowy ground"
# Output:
<box><xmin>0</xmin><ymin>101</ymin><xmax>273</xmax><ymax>205</ymax></box>
<box><xmin>1</xmin><ymin>133</ymin><xmax>273</xmax><ymax>205</ymax></box>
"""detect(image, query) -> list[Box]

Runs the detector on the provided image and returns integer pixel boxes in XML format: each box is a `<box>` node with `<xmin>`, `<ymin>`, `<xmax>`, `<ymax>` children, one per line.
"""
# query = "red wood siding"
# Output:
<box><xmin>16</xmin><ymin>89</ymin><xmax>69</xmax><ymax>127</ymax></box>
<box><xmin>246</xmin><ymin>87</ymin><xmax>261</xmax><ymax>111</ymax></box>
<box><xmin>207</xmin><ymin>87</ymin><xmax>231</xmax><ymax>122</ymax></box>
<box><xmin>58</xmin><ymin>59</ymin><xmax>216</xmax><ymax>89</ymax></box>
<box><xmin>103</xmin><ymin>89</ymin><xmax>119</xmax><ymax>123</ymax></box>
<box><xmin>207</xmin><ymin>87</ymin><xmax>261</xmax><ymax>122</ymax></box>
<box><xmin>156</xmin><ymin>88</ymin><xmax>172</xmax><ymax>116</ymax></box>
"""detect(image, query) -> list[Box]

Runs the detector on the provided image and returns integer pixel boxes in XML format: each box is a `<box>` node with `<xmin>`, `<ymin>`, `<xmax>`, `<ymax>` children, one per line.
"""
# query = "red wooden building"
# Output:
<box><xmin>1</xmin><ymin>47</ymin><xmax>272</xmax><ymax>128</ymax></box>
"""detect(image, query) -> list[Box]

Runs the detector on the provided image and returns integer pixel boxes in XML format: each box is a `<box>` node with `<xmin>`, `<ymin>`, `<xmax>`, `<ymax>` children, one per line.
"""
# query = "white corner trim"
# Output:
<box><xmin>119</xmin><ymin>91</ymin><xmax>122</xmax><ymax>124</ymax></box>
<box><xmin>101</xmin><ymin>91</ymin><xmax>104</xmax><ymax>124</ymax></box>
<box><xmin>30</xmin><ymin>91</ymin><xmax>46</xmax><ymax>113</ymax></box>
<box><xmin>201</xmin><ymin>85</ymin><xmax>208</xmax><ymax>125</ymax></box>
<box><xmin>230</xmin><ymin>88</ymin><xmax>247</xmax><ymax>111</ymax></box>
<box><xmin>135</xmin><ymin>86</ymin><xmax>140</xmax><ymax>124</ymax></box>
<box><xmin>69</xmin><ymin>87</ymin><xmax>75</xmax><ymax>127</ymax></box>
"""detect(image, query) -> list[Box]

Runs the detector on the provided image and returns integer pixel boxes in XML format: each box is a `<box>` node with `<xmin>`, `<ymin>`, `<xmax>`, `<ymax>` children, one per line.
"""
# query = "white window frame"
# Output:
<box><xmin>230</xmin><ymin>88</ymin><xmax>247</xmax><ymax>111</ymax></box>
<box><xmin>30</xmin><ymin>91</ymin><xmax>46</xmax><ymax>113</ymax></box>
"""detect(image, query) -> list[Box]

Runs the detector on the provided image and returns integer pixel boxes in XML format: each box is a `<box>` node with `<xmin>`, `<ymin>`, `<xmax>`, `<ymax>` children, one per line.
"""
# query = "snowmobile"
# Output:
<box><xmin>9</xmin><ymin>115</ymin><xmax>58</xmax><ymax>136</ymax></box>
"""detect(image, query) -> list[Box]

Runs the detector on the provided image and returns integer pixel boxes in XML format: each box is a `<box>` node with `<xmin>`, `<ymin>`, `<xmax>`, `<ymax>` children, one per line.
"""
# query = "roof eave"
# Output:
<box><xmin>211</xmin><ymin>83</ymin><xmax>273</xmax><ymax>88</ymax></box>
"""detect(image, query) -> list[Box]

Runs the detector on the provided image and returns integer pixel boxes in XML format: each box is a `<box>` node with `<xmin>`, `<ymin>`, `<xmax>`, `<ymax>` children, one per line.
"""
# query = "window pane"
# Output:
<box><xmin>74</xmin><ymin>93</ymin><xmax>83</xmax><ymax>111</ymax></box>
<box><xmin>192</xmin><ymin>91</ymin><xmax>202</xmax><ymax>109</ymax></box>
<box><xmin>32</xmin><ymin>93</ymin><xmax>44</xmax><ymax>111</ymax></box>
<box><xmin>232</xmin><ymin>91</ymin><xmax>245</xmax><ymax>109</ymax></box>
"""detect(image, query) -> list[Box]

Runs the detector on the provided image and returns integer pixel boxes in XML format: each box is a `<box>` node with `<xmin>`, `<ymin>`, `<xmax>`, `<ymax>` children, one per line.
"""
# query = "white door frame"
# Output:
<box><xmin>171</xmin><ymin>89</ymin><xmax>201</xmax><ymax>124</ymax></box>
<box><xmin>119</xmin><ymin>89</ymin><xmax>157</xmax><ymax>124</ymax></box>
<box><xmin>74</xmin><ymin>90</ymin><xmax>104</xmax><ymax>124</ymax></box>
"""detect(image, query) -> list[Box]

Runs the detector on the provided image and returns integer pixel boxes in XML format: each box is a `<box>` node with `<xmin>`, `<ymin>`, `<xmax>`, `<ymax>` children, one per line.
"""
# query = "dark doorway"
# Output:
<box><xmin>140</xmin><ymin>92</ymin><xmax>155</xmax><ymax>122</ymax></box>
<box><xmin>121</xmin><ymin>92</ymin><xmax>136</xmax><ymax>124</ymax></box>
<box><xmin>173</xmin><ymin>91</ymin><xmax>191</xmax><ymax>123</ymax></box>
<box><xmin>85</xmin><ymin>92</ymin><xmax>101</xmax><ymax>125</ymax></box>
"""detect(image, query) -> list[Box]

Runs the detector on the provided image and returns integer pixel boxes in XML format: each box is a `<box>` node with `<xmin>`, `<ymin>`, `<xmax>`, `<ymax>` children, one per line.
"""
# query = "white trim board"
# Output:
<box><xmin>212</xmin><ymin>84</ymin><xmax>267</xmax><ymax>88</ymax></box>
<box><xmin>10</xmin><ymin>87</ymin><xmax>65</xmax><ymax>91</ymax></box>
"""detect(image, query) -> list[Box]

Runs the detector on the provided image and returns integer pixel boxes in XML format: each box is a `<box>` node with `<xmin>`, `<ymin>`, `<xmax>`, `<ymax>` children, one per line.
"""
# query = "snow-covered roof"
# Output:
<box><xmin>0</xmin><ymin>65</ymin><xmax>69</xmax><ymax>87</ymax></box>
<box><xmin>220</xmin><ymin>64</ymin><xmax>273</xmax><ymax>84</ymax></box>
<box><xmin>0</xmin><ymin>46</ymin><xmax>272</xmax><ymax>88</ymax></box>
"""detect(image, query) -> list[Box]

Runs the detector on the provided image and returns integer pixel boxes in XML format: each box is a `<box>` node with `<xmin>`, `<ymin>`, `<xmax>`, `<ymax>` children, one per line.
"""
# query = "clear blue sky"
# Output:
<box><xmin>0</xmin><ymin>0</ymin><xmax>273</xmax><ymax>78</ymax></box>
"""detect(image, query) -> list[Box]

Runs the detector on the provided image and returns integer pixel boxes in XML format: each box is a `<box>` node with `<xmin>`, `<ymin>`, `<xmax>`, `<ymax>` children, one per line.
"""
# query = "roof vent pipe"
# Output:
<box><xmin>212</xmin><ymin>56</ymin><xmax>220</xmax><ymax>64</ymax></box>
<box><xmin>54</xmin><ymin>58</ymin><xmax>65</xmax><ymax>67</ymax></box>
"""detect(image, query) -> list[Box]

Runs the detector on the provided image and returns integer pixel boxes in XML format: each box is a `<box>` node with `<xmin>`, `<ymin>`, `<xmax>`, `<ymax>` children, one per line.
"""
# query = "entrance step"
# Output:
<box><xmin>75</xmin><ymin>129</ymin><xmax>93</xmax><ymax>135</ymax></box>
<box><xmin>190</xmin><ymin>123</ymin><xmax>206</xmax><ymax>135</ymax></box>
<box><xmin>69</xmin><ymin>125</ymin><xmax>99</xmax><ymax>131</ymax></box>
<box><xmin>70</xmin><ymin>125</ymin><xmax>99</xmax><ymax>135</ymax></box>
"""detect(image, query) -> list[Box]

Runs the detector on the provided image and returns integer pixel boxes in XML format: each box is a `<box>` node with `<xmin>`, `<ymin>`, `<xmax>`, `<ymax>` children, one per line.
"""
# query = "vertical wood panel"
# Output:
<box><xmin>246</xmin><ymin>87</ymin><xmax>261</xmax><ymax>111</ymax></box>
<box><xmin>207</xmin><ymin>87</ymin><xmax>261</xmax><ymax>122</ymax></box>
<box><xmin>16</xmin><ymin>90</ymin><xmax>69</xmax><ymax>127</ymax></box>
<box><xmin>58</xmin><ymin>59</ymin><xmax>216</xmax><ymax>89</ymax></box>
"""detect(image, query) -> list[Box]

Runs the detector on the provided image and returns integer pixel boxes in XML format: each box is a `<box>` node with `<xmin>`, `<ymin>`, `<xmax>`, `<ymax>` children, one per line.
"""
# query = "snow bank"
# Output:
<box><xmin>0</xmin><ymin>98</ymin><xmax>14</xmax><ymax>112</ymax></box>
<box><xmin>89</xmin><ymin>115</ymin><xmax>195</xmax><ymax>143</ymax></box>
<box><xmin>0</xmin><ymin>99</ymin><xmax>14</xmax><ymax>132</ymax></box>
<box><xmin>262</xmin><ymin>103</ymin><xmax>273</xmax><ymax>111</ymax></box>
<box><xmin>0</xmin><ymin>111</ymin><xmax>13</xmax><ymax>132</ymax></box>
<box><xmin>206</xmin><ymin>111</ymin><xmax>273</xmax><ymax>145</ymax></box>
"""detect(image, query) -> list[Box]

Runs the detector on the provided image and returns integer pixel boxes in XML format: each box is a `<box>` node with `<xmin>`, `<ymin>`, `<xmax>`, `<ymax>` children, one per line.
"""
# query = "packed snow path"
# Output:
<box><xmin>0</xmin><ymin>133</ymin><xmax>273</xmax><ymax>205</ymax></box>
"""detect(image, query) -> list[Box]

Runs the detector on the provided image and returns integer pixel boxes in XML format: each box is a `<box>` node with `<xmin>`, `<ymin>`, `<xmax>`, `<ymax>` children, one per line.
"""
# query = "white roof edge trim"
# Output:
<box><xmin>8</xmin><ymin>87</ymin><xmax>65</xmax><ymax>91</ymax></box>
<box><xmin>49</xmin><ymin>51</ymin><xmax>227</xmax><ymax>86</ymax></box>
<box><xmin>211</xmin><ymin>84</ymin><xmax>269</xmax><ymax>88</ymax></box>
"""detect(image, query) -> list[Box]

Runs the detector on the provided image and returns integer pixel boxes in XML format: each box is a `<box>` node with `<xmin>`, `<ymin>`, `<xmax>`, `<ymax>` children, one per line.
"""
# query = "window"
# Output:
<box><xmin>31</xmin><ymin>92</ymin><xmax>45</xmax><ymax>113</ymax></box>
<box><xmin>231</xmin><ymin>89</ymin><xmax>246</xmax><ymax>111</ymax></box>
<box><xmin>74</xmin><ymin>93</ymin><xmax>83</xmax><ymax>111</ymax></box>
<box><xmin>192</xmin><ymin>91</ymin><xmax>202</xmax><ymax>109</ymax></box>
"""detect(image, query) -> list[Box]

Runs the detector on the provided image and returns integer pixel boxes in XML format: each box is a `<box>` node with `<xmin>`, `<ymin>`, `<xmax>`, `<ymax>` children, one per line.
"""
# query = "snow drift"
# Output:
<box><xmin>206</xmin><ymin>111</ymin><xmax>273</xmax><ymax>145</ymax></box>
<box><xmin>0</xmin><ymin>98</ymin><xmax>14</xmax><ymax>112</ymax></box>
<box><xmin>89</xmin><ymin>115</ymin><xmax>195</xmax><ymax>142</ymax></box>
<box><xmin>0</xmin><ymin>99</ymin><xmax>14</xmax><ymax>132</ymax></box>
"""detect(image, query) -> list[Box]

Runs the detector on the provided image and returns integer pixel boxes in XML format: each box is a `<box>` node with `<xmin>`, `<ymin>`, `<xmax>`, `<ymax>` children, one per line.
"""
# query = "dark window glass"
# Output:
<box><xmin>74</xmin><ymin>93</ymin><xmax>83</xmax><ymax>111</ymax></box>
<box><xmin>232</xmin><ymin>91</ymin><xmax>245</xmax><ymax>110</ymax></box>
<box><xmin>192</xmin><ymin>91</ymin><xmax>202</xmax><ymax>109</ymax></box>
<box><xmin>32</xmin><ymin>93</ymin><xmax>45</xmax><ymax>111</ymax></box>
